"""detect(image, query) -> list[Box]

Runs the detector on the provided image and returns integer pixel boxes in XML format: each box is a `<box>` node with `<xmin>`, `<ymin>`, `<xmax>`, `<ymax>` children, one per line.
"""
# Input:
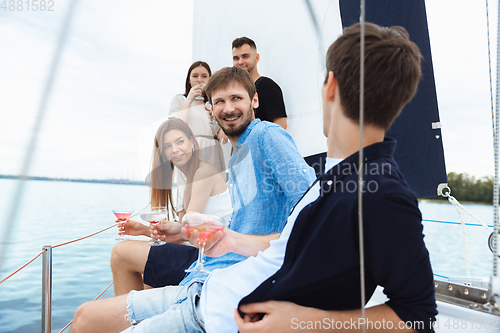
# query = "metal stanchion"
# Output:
<box><xmin>42</xmin><ymin>245</ymin><xmax>52</xmax><ymax>333</ymax></box>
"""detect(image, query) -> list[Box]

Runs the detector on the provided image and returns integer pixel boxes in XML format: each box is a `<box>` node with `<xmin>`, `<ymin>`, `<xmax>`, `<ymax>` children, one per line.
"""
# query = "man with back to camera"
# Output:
<box><xmin>70</xmin><ymin>22</ymin><xmax>437</xmax><ymax>332</ymax></box>
<box><xmin>232</xmin><ymin>36</ymin><xmax>288</xmax><ymax>129</ymax></box>
<box><xmin>208</xmin><ymin>23</ymin><xmax>436</xmax><ymax>332</ymax></box>
<box><xmin>229</xmin><ymin>22</ymin><xmax>437</xmax><ymax>332</ymax></box>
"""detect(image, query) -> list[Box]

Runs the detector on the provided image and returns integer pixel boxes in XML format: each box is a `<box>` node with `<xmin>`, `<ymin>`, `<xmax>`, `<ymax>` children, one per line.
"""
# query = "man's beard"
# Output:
<box><xmin>245</xmin><ymin>62</ymin><xmax>255</xmax><ymax>74</ymax></box>
<box><xmin>218</xmin><ymin>104</ymin><xmax>254</xmax><ymax>138</ymax></box>
<box><xmin>238</xmin><ymin>61</ymin><xmax>255</xmax><ymax>74</ymax></box>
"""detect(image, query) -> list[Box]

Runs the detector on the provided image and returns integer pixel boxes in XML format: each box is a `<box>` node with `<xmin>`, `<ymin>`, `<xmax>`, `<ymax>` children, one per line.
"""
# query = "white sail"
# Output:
<box><xmin>192</xmin><ymin>1</ymin><xmax>500</xmax><ymax>331</ymax></box>
<box><xmin>192</xmin><ymin>0</ymin><xmax>343</xmax><ymax>157</ymax></box>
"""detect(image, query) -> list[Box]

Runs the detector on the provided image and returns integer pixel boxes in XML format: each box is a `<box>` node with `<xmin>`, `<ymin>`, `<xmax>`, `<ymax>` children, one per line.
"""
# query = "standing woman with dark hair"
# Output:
<box><xmin>169</xmin><ymin>62</ymin><xmax>226</xmax><ymax>168</ymax></box>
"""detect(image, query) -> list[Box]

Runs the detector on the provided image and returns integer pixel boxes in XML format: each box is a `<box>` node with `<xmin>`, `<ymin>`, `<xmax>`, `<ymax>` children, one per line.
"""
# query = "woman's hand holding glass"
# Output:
<box><xmin>113</xmin><ymin>209</ymin><xmax>134</xmax><ymax>241</ymax></box>
<box><xmin>150</xmin><ymin>220</ymin><xmax>184</xmax><ymax>243</ymax></box>
<box><xmin>187</xmin><ymin>82</ymin><xmax>205</xmax><ymax>102</ymax></box>
<box><xmin>118</xmin><ymin>218</ymin><xmax>184</xmax><ymax>242</ymax></box>
<box><xmin>120</xmin><ymin>219</ymin><xmax>151</xmax><ymax>237</ymax></box>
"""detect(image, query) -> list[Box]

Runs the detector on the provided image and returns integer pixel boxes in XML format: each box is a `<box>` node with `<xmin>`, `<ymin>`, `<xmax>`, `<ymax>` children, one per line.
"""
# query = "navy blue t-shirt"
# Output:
<box><xmin>240</xmin><ymin>139</ymin><xmax>437</xmax><ymax>332</ymax></box>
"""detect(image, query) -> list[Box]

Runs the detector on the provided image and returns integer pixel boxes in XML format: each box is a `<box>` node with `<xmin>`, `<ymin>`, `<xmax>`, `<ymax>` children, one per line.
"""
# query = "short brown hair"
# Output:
<box><xmin>326</xmin><ymin>22</ymin><xmax>421</xmax><ymax>130</ymax></box>
<box><xmin>204</xmin><ymin>66</ymin><xmax>256</xmax><ymax>103</ymax></box>
<box><xmin>232</xmin><ymin>36</ymin><xmax>257</xmax><ymax>52</ymax></box>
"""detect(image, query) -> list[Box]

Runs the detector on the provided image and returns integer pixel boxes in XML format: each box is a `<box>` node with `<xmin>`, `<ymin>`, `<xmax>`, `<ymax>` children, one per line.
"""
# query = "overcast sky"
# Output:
<box><xmin>0</xmin><ymin>0</ymin><xmax>498</xmax><ymax>181</ymax></box>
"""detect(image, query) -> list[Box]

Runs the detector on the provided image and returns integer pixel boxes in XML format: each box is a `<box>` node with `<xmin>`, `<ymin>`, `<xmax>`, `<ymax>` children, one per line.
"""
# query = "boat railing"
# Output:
<box><xmin>435</xmin><ymin>280</ymin><xmax>492</xmax><ymax>314</ymax></box>
<box><xmin>436</xmin><ymin>185</ymin><xmax>500</xmax><ymax>313</ymax></box>
<box><xmin>0</xmin><ymin>213</ymin><xmax>496</xmax><ymax>332</ymax></box>
<box><xmin>0</xmin><ymin>223</ymin><xmax>117</xmax><ymax>333</ymax></box>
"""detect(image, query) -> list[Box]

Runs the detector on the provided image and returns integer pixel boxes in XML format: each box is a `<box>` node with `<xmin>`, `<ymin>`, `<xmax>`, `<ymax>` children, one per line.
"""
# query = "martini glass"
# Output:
<box><xmin>113</xmin><ymin>209</ymin><xmax>133</xmax><ymax>241</ymax></box>
<box><xmin>183</xmin><ymin>212</ymin><xmax>226</xmax><ymax>273</ymax></box>
<box><xmin>140</xmin><ymin>207</ymin><xmax>167</xmax><ymax>246</ymax></box>
<box><xmin>205</xmin><ymin>101</ymin><xmax>217</xmax><ymax>124</ymax></box>
<box><xmin>193</xmin><ymin>82</ymin><xmax>205</xmax><ymax>101</ymax></box>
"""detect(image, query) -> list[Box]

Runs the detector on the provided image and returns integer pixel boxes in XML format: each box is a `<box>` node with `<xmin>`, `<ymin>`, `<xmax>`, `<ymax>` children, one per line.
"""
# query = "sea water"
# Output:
<box><xmin>420</xmin><ymin>200</ymin><xmax>494</xmax><ymax>279</ymax></box>
<box><xmin>0</xmin><ymin>179</ymin><xmax>496</xmax><ymax>332</ymax></box>
<box><xmin>0</xmin><ymin>178</ymin><xmax>149</xmax><ymax>333</ymax></box>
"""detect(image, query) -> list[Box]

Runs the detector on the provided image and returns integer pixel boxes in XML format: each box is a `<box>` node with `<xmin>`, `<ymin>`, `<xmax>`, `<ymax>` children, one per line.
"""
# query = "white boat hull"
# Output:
<box><xmin>368</xmin><ymin>286</ymin><xmax>500</xmax><ymax>332</ymax></box>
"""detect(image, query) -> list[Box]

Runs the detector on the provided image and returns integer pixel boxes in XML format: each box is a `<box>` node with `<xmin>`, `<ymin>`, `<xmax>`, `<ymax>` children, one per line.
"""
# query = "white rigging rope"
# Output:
<box><xmin>0</xmin><ymin>0</ymin><xmax>80</xmax><ymax>272</ymax></box>
<box><xmin>446</xmin><ymin>195</ymin><xmax>493</xmax><ymax>232</ymax></box>
<box><xmin>449</xmin><ymin>197</ymin><xmax>472</xmax><ymax>276</ymax></box>
<box><xmin>487</xmin><ymin>0</ymin><xmax>496</xmax><ymax>144</ymax></box>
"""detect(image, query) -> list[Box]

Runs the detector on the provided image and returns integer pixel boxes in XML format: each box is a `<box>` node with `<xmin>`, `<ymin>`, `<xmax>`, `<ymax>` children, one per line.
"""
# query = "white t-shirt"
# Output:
<box><xmin>200</xmin><ymin>158</ymin><xmax>341</xmax><ymax>332</ymax></box>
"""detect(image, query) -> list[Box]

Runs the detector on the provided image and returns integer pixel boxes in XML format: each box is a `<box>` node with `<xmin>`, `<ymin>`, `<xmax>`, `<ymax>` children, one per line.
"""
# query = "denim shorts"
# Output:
<box><xmin>121</xmin><ymin>279</ymin><xmax>205</xmax><ymax>333</ymax></box>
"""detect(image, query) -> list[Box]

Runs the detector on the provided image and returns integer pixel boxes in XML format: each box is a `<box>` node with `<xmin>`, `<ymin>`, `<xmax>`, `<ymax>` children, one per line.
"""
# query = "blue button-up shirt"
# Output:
<box><xmin>180</xmin><ymin>119</ymin><xmax>315</xmax><ymax>286</ymax></box>
<box><xmin>228</xmin><ymin>119</ymin><xmax>315</xmax><ymax>234</ymax></box>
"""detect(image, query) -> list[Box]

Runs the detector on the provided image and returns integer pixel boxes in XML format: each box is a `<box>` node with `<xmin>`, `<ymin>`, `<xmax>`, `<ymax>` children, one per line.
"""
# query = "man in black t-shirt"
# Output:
<box><xmin>232</xmin><ymin>37</ymin><xmax>287</xmax><ymax>129</ymax></box>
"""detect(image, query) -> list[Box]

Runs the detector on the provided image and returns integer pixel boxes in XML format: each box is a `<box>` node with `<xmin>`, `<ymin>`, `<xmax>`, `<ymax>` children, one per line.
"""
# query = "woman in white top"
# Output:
<box><xmin>169</xmin><ymin>61</ymin><xmax>226</xmax><ymax>178</ymax></box>
<box><xmin>109</xmin><ymin>118</ymin><xmax>232</xmax><ymax>295</ymax></box>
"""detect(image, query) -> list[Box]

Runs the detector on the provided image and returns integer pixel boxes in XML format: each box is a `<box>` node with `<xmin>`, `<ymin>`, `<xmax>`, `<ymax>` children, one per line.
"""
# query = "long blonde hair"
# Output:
<box><xmin>149</xmin><ymin>118</ymin><xmax>201</xmax><ymax>215</ymax></box>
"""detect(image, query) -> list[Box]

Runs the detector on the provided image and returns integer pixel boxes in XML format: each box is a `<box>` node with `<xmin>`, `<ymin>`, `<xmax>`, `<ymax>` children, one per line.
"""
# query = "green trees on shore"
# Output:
<box><xmin>429</xmin><ymin>172</ymin><xmax>493</xmax><ymax>204</ymax></box>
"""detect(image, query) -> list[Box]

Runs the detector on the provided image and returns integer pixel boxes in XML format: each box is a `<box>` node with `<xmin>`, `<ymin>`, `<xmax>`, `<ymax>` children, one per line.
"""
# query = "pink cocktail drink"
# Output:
<box><xmin>112</xmin><ymin>209</ymin><xmax>134</xmax><ymax>241</ymax></box>
<box><xmin>184</xmin><ymin>223</ymin><xmax>224</xmax><ymax>245</ymax></box>
<box><xmin>182</xmin><ymin>212</ymin><xmax>226</xmax><ymax>273</ymax></box>
<box><xmin>140</xmin><ymin>208</ymin><xmax>167</xmax><ymax>246</ymax></box>
<box><xmin>113</xmin><ymin>212</ymin><xmax>133</xmax><ymax>220</ymax></box>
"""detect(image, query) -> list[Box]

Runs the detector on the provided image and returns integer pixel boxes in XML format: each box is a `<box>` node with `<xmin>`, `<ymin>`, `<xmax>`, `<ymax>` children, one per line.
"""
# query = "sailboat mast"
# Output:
<box><xmin>357</xmin><ymin>4</ymin><xmax>367</xmax><ymax>332</ymax></box>
<box><xmin>489</xmin><ymin>0</ymin><xmax>500</xmax><ymax>307</ymax></box>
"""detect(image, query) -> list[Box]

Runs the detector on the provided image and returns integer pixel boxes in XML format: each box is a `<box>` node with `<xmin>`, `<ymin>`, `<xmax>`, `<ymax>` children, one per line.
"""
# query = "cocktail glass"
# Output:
<box><xmin>140</xmin><ymin>207</ymin><xmax>167</xmax><ymax>246</ymax></box>
<box><xmin>205</xmin><ymin>101</ymin><xmax>217</xmax><ymax>124</ymax></box>
<box><xmin>112</xmin><ymin>209</ymin><xmax>133</xmax><ymax>241</ymax></box>
<box><xmin>183</xmin><ymin>212</ymin><xmax>225</xmax><ymax>273</ymax></box>
<box><xmin>193</xmin><ymin>82</ymin><xmax>205</xmax><ymax>101</ymax></box>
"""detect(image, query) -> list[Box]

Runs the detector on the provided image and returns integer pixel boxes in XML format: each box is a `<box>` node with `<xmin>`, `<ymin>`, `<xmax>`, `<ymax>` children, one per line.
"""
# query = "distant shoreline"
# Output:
<box><xmin>0</xmin><ymin>174</ymin><xmax>146</xmax><ymax>186</ymax></box>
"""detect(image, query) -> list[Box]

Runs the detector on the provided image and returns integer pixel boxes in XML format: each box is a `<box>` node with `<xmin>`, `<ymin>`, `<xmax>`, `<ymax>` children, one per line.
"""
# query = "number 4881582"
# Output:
<box><xmin>1</xmin><ymin>0</ymin><xmax>55</xmax><ymax>11</ymax></box>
